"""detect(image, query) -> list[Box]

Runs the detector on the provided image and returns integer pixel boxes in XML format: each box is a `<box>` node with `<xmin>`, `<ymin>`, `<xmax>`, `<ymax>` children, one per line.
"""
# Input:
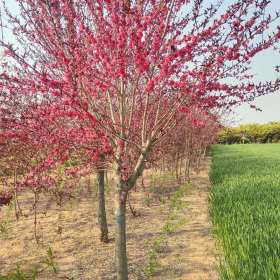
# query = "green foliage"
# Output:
<box><xmin>143</xmin><ymin>194</ymin><xmax>152</xmax><ymax>207</ymax></box>
<box><xmin>169</xmin><ymin>186</ymin><xmax>188</xmax><ymax>211</ymax></box>
<box><xmin>42</xmin><ymin>246</ymin><xmax>58</xmax><ymax>274</ymax></box>
<box><xmin>0</xmin><ymin>264</ymin><xmax>39</xmax><ymax>280</ymax></box>
<box><xmin>0</xmin><ymin>221</ymin><xmax>8</xmax><ymax>235</ymax></box>
<box><xmin>162</xmin><ymin>221</ymin><xmax>175</xmax><ymax>235</ymax></box>
<box><xmin>104</xmin><ymin>182</ymin><xmax>111</xmax><ymax>195</ymax></box>
<box><xmin>210</xmin><ymin>144</ymin><xmax>280</xmax><ymax>280</ymax></box>
<box><xmin>64</xmin><ymin>158</ymin><xmax>79</xmax><ymax>167</ymax></box>
<box><xmin>144</xmin><ymin>237</ymin><xmax>164</xmax><ymax>277</ymax></box>
<box><xmin>0</xmin><ymin>247</ymin><xmax>58</xmax><ymax>280</ymax></box>
<box><xmin>0</xmin><ymin>265</ymin><xmax>26</xmax><ymax>280</ymax></box>
<box><xmin>218</xmin><ymin>122</ymin><xmax>280</xmax><ymax>144</ymax></box>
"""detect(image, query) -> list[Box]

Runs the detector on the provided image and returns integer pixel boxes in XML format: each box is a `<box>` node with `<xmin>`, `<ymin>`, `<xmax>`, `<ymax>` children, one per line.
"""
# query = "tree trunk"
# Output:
<box><xmin>113</xmin><ymin>141</ymin><xmax>150</xmax><ymax>280</ymax></box>
<box><xmin>185</xmin><ymin>157</ymin><xmax>191</xmax><ymax>182</ymax></box>
<box><xmin>179</xmin><ymin>156</ymin><xmax>183</xmax><ymax>180</ymax></box>
<box><xmin>33</xmin><ymin>191</ymin><xmax>39</xmax><ymax>244</ymax></box>
<box><xmin>13</xmin><ymin>169</ymin><xmax>22</xmax><ymax>220</ymax></box>
<box><xmin>202</xmin><ymin>147</ymin><xmax>207</xmax><ymax>158</ymax></box>
<box><xmin>97</xmin><ymin>169</ymin><xmax>109</xmax><ymax>243</ymax></box>
<box><xmin>175</xmin><ymin>152</ymin><xmax>180</xmax><ymax>183</ymax></box>
<box><xmin>115</xmin><ymin>186</ymin><xmax>128</xmax><ymax>280</ymax></box>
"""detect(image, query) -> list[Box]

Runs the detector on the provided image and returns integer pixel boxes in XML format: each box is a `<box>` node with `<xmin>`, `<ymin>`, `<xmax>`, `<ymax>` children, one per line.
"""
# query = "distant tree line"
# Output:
<box><xmin>218</xmin><ymin>122</ymin><xmax>280</xmax><ymax>144</ymax></box>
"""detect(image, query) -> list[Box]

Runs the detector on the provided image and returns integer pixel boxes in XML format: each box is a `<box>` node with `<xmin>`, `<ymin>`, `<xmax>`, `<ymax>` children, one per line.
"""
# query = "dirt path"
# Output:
<box><xmin>153</xmin><ymin>157</ymin><xmax>218</xmax><ymax>280</ymax></box>
<box><xmin>0</xmin><ymin>158</ymin><xmax>218</xmax><ymax>279</ymax></box>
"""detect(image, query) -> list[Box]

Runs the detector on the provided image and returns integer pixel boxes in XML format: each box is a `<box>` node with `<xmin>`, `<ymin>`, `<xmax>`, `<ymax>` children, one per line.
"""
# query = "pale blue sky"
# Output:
<box><xmin>1</xmin><ymin>0</ymin><xmax>279</xmax><ymax>125</ymax></box>
<box><xmin>234</xmin><ymin>48</ymin><xmax>280</xmax><ymax>125</ymax></box>
<box><xmin>207</xmin><ymin>0</ymin><xmax>280</xmax><ymax>125</ymax></box>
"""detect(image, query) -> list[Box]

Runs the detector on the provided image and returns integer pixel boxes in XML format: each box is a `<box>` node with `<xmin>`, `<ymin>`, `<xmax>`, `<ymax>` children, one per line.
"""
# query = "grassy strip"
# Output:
<box><xmin>209</xmin><ymin>144</ymin><xmax>280</xmax><ymax>280</ymax></box>
<box><xmin>144</xmin><ymin>182</ymin><xmax>189</xmax><ymax>277</ymax></box>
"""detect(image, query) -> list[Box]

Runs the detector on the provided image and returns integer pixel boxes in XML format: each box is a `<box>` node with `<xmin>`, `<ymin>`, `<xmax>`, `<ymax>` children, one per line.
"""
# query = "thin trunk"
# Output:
<box><xmin>115</xmin><ymin>184</ymin><xmax>128</xmax><ymax>280</ymax></box>
<box><xmin>105</xmin><ymin>170</ymin><xmax>109</xmax><ymax>186</ymax></box>
<box><xmin>179</xmin><ymin>156</ymin><xmax>183</xmax><ymax>181</ymax></box>
<box><xmin>141</xmin><ymin>175</ymin><xmax>145</xmax><ymax>190</ymax></box>
<box><xmin>97</xmin><ymin>169</ymin><xmax>109</xmax><ymax>243</ymax></box>
<box><xmin>175</xmin><ymin>152</ymin><xmax>180</xmax><ymax>183</ymax></box>
<box><xmin>185</xmin><ymin>157</ymin><xmax>191</xmax><ymax>182</ymax></box>
<box><xmin>87</xmin><ymin>175</ymin><xmax>92</xmax><ymax>196</ymax></box>
<box><xmin>128</xmin><ymin>193</ymin><xmax>139</xmax><ymax>217</ymax></box>
<box><xmin>114</xmin><ymin>139</ymin><xmax>150</xmax><ymax>280</ymax></box>
<box><xmin>33</xmin><ymin>191</ymin><xmax>39</xmax><ymax>244</ymax></box>
<box><xmin>13</xmin><ymin>169</ymin><xmax>22</xmax><ymax>220</ymax></box>
<box><xmin>196</xmin><ymin>152</ymin><xmax>201</xmax><ymax>173</ymax></box>
<box><xmin>202</xmin><ymin>147</ymin><xmax>207</xmax><ymax>158</ymax></box>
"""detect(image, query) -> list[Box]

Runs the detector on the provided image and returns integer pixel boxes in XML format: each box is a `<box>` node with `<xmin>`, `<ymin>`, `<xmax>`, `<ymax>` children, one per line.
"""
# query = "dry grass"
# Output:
<box><xmin>0</xmin><ymin>158</ymin><xmax>217</xmax><ymax>280</ymax></box>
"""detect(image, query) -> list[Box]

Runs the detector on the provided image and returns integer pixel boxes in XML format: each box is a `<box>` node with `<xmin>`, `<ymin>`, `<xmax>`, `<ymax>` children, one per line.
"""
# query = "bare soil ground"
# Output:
<box><xmin>0</xmin><ymin>158</ymin><xmax>218</xmax><ymax>280</ymax></box>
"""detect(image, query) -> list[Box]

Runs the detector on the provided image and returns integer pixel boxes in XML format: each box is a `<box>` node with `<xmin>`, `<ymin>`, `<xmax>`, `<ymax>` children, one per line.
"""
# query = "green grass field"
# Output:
<box><xmin>210</xmin><ymin>144</ymin><xmax>280</xmax><ymax>280</ymax></box>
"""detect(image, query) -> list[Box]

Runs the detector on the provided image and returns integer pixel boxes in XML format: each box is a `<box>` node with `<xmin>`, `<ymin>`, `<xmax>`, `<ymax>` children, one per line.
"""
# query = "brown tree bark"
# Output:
<box><xmin>97</xmin><ymin>168</ymin><xmax>109</xmax><ymax>243</ymax></box>
<box><xmin>114</xmin><ymin>180</ymin><xmax>128</xmax><ymax>280</ymax></box>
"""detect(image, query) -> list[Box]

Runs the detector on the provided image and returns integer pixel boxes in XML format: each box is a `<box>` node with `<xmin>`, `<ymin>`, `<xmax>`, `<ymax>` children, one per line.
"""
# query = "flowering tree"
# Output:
<box><xmin>1</xmin><ymin>0</ymin><xmax>280</xmax><ymax>278</ymax></box>
<box><xmin>0</xmin><ymin>91</ymin><xmax>112</xmax><ymax>241</ymax></box>
<box><xmin>152</xmin><ymin>106</ymin><xmax>221</xmax><ymax>182</ymax></box>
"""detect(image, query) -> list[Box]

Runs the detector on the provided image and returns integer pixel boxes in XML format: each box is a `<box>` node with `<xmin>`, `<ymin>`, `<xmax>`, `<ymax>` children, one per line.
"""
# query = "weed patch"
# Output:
<box><xmin>144</xmin><ymin>183</ymin><xmax>190</xmax><ymax>277</ymax></box>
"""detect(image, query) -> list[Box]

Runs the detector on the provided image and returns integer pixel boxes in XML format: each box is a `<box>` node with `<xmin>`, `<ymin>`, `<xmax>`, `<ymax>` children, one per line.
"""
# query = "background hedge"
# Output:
<box><xmin>218</xmin><ymin>122</ymin><xmax>280</xmax><ymax>144</ymax></box>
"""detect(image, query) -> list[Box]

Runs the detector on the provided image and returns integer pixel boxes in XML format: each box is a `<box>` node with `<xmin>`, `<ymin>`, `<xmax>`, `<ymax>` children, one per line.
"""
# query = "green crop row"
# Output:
<box><xmin>209</xmin><ymin>144</ymin><xmax>280</xmax><ymax>280</ymax></box>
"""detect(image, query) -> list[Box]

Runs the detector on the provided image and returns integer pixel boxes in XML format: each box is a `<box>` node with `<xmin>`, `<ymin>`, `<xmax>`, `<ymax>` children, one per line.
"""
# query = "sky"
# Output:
<box><xmin>0</xmin><ymin>0</ymin><xmax>279</xmax><ymax>126</ymax></box>
<box><xmin>233</xmin><ymin>41</ymin><xmax>280</xmax><ymax>125</ymax></box>
<box><xmin>225</xmin><ymin>41</ymin><xmax>279</xmax><ymax>125</ymax></box>
<box><xmin>213</xmin><ymin>0</ymin><xmax>280</xmax><ymax>125</ymax></box>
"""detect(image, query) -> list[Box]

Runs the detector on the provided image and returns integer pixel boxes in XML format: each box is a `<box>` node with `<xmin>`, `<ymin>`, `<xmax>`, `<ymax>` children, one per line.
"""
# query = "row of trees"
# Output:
<box><xmin>218</xmin><ymin>122</ymin><xmax>280</xmax><ymax>144</ymax></box>
<box><xmin>0</xmin><ymin>0</ymin><xmax>280</xmax><ymax>279</ymax></box>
